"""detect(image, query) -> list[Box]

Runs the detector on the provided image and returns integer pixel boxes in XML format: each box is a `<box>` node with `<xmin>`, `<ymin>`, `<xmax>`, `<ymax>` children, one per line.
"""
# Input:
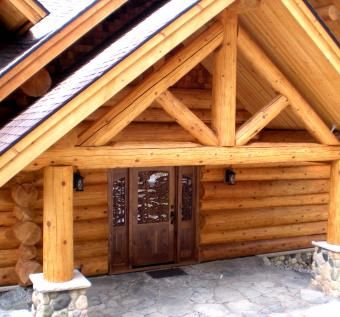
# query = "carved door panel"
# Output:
<box><xmin>109</xmin><ymin>169</ymin><xmax>129</xmax><ymax>272</ymax></box>
<box><xmin>130</xmin><ymin>167</ymin><xmax>175</xmax><ymax>267</ymax></box>
<box><xmin>177</xmin><ymin>166</ymin><xmax>198</xmax><ymax>262</ymax></box>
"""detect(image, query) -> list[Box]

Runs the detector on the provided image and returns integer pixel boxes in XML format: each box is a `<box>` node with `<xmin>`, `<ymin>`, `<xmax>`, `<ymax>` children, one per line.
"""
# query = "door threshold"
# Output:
<box><xmin>110</xmin><ymin>260</ymin><xmax>198</xmax><ymax>275</ymax></box>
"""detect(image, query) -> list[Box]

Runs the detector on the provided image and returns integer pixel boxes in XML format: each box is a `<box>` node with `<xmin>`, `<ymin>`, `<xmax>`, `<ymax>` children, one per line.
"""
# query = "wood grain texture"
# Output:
<box><xmin>43</xmin><ymin>166</ymin><xmax>73</xmax><ymax>282</ymax></box>
<box><xmin>327</xmin><ymin>160</ymin><xmax>340</xmax><ymax>244</ymax></box>
<box><xmin>238</xmin><ymin>27</ymin><xmax>338</xmax><ymax>145</ymax></box>
<box><xmin>78</xmin><ymin>22</ymin><xmax>223</xmax><ymax>146</ymax></box>
<box><xmin>212</xmin><ymin>5</ymin><xmax>238</xmax><ymax>146</ymax></box>
<box><xmin>156</xmin><ymin>90</ymin><xmax>218</xmax><ymax>145</ymax></box>
<box><xmin>236</xmin><ymin>95</ymin><xmax>289</xmax><ymax>145</ymax></box>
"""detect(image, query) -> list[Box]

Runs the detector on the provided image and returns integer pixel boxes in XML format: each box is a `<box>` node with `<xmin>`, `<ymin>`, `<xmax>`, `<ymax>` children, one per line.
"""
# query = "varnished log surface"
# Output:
<box><xmin>200</xmin><ymin>163</ymin><xmax>331</xmax><ymax>261</ymax></box>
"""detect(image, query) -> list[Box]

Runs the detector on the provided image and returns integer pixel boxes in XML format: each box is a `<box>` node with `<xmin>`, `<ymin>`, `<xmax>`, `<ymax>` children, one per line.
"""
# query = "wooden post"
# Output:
<box><xmin>327</xmin><ymin>160</ymin><xmax>340</xmax><ymax>245</ymax></box>
<box><xmin>212</xmin><ymin>5</ymin><xmax>238</xmax><ymax>146</ymax></box>
<box><xmin>43</xmin><ymin>166</ymin><xmax>74</xmax><ymax>282</ymax></box>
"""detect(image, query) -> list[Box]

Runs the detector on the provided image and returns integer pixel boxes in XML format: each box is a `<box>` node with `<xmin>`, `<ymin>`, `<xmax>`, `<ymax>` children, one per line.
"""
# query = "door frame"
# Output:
<box><xmin>108</xmin><ymin>166</ymin><xmax>199</xmax><ymax>274</ymax></box>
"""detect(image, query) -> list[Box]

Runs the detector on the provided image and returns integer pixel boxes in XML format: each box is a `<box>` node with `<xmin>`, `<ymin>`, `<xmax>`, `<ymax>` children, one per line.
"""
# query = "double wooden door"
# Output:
<box><xmin>109</xmin><ymin>167</ymin><xmax>197</xmax><ymax>272</ymax></box>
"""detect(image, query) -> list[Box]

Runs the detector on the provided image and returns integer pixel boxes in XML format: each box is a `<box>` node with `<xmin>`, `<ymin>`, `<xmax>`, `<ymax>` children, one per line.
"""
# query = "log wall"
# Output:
<box><xmin>199</xmin><ymin>164</ymin><xmax>330</xmax><ymax>261</ymax></box>
<box><xmin>0</xmin><ymin>162</ymin><xmax>333</xmax><ymax>285</ymax></box>
<box><xmin>0</xmin><ymin>183</ymin><xmax>18</xmax><ymax>285</ymax></box>
<box><xmin>0</xmin><ymin>169</ymin><xmax>109</xmax><ymax>286</ymax></box>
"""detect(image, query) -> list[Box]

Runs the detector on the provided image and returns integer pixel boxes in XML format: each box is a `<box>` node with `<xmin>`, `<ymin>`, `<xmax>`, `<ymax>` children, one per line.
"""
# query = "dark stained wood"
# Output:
<box><xmin>177</xmin><ymin>166</ymin><xmax>198</xmax><ymax>262</ymax></box>
<box><xmin>109</xmin><ymin>166</ymin><xmax>198</xmax><ymax>272</ymax></box>
<box><xmin>130</xmin><ymin>167</ymin><xmax>175</xmax><ymax>267</ymax></box>
<box><xmin>108</xmin><ymin>169</ymin><xmax>129</xmax><ymax>273</ymax></box>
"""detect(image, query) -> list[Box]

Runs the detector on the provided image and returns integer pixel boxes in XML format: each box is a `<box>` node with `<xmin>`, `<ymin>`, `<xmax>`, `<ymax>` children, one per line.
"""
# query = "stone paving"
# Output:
<box><xmin>1</xmin><ymin>256</ymin><xmax>340</xmax><ymax>316</ymax></box>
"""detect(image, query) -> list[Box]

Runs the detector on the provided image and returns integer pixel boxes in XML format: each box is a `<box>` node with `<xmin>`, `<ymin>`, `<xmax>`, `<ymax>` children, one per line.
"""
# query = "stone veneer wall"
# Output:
<box><xmin>312</xmin><ymin>247</ymin><xmax>340</xmax><ymax>297</ymax></box>
<box><xmin>32</xmin><ymin>288</ymin><xmax>88</xmax><ymax>317</ymax></box>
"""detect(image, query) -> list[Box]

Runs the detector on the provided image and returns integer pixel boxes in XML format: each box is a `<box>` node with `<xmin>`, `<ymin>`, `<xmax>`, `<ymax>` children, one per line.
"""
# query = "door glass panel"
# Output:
<box><xmin>181</xmin><ymin>175</ymin><xmax>193</xmax><ymax>221</ymax></box>
<box><xmin>137</xmin><ymin>171</ymin><xmax>169</xmax><ymax>224</ymax></box>
<box><xmin>112</xmin><ymin>177</ymin><xmax>126</xmax><ymax>226</ymax></box>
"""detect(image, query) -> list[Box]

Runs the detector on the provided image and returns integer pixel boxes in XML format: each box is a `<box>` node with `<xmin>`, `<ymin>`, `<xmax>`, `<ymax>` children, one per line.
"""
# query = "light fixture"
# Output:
<box><xmin>225</xmin><ymin>168</ymin><xmax>236</xmax><ymax>185</ymax></box>
<box><xmin>73</xmin><ymin>171</ymin><xmax>84</xmax><ymax>192</ymax></box>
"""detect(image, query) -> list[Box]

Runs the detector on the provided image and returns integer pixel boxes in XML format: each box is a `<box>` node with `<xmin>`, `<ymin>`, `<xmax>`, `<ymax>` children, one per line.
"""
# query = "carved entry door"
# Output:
<box><xmin>130</xmin><ymin>167</ymin><xmax>175</xmax><ymax>267</ymax></box>
<box><xmin>109</xmin><ymin>167</ymin><xmax>197</xmax><ymax>273</ymax></box>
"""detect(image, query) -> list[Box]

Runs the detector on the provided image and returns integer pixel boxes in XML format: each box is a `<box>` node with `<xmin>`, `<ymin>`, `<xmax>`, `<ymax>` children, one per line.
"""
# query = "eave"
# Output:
<box><xmin>0</xmin><ymin>0</ymin><xmax>127</xmax><ymax>101</ymax></box>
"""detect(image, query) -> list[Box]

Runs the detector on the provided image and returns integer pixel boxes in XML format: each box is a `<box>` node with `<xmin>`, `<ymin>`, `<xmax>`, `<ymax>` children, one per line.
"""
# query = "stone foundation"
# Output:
<box><xmin>312</xmin><ymin>241</ymin><xmax>340</xmax><ymax>297</ymax></box>
<box><xmin>30</xmin><ymin>270</ymin><xmax>91</xmax><ymax>317</ymax></box>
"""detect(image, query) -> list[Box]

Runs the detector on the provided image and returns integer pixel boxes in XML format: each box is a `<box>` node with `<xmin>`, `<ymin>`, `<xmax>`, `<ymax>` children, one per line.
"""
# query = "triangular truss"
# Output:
<box><xmin>78</xmin><ymin>5</ymin><xmax>338</xmax><ymax>149</ymax></box>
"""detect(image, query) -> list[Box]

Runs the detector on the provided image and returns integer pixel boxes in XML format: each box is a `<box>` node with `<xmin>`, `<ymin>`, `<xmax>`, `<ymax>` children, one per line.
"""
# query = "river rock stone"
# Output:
<box><xmin>75</xmin><ymin>295</ymin><xmax>88</xmax><ymax>310</ymax></box>
<box><xmin>52</xmin><ymin>293</ymin><xmax>71</xmax><ymax>311</ymax></box>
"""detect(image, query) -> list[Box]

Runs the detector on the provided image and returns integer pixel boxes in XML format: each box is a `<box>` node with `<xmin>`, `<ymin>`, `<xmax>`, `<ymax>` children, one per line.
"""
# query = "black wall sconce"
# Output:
<box><xmin>73</xmin><ymin>171</ymin><xmax>84</xmax><ymax>192</ymax></box>
<box><xmin>224</xmin><ymin>168</ymin><xmax>236</xmax><ymax>185</ymax></box>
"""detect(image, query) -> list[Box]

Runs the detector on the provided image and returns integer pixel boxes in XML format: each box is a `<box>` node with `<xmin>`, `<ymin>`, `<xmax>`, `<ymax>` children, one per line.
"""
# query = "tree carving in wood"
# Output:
<box><xmin>112</xmin><ymin>177</ymin><xmax>127</xmax><ymax>226</ymax></box>
<box><xmin>137</xmin><ymin>171</ymin><xmax>169</xmax><ymax>224</ymax></box>
<box><xmin>181</xmin><ymin>175</ymin><xmax>193</xmax><ymax>221</ymax></box>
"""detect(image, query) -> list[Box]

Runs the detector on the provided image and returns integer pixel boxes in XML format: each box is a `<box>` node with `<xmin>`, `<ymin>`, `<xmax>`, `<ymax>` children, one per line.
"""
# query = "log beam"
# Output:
<box><xmin>43</xmin><ymin>166</ymin><xmax>73</xmax><ymax>282</ymax></box>
<box><xmin>238</xmin><ymin>27</ymin><xmax>338</xmax><ymax>145</ymax></box>
<box><xmin>156</xmin><ymin>90</ymin><xmax>218</xmax><ymax>146</ymax></box>
<box><xmin>327</xmin><ymin>160</ymin><xmax>340</xmax><ymax>245</ymax></box>
<box><xmin>236</xmin><ymin>95</ymin><xmax>289</xmax><ymax>145</ymax></box>
<box><xmin>316</xmin><ymin>5</ymin><xmax>339</xmax><ymax>21</ymax></box>
<box><xmin>26</xmin><ymin>144</ymin><xmax>340</xmax><ymax>171</ymax></box>
<box><xmin>78</xmin><ymin>22</ymin><xmax>223</xmax><ymax>146</ymax></box>
<box><xmin>212</xmin><ymin>5</ymin><xmax>238</xmax><ymax>146</ymax></box>
<box><xmin>0</xmin><ymin>0</ymin><xmax>235</xmax><ymax>188</ymax></box>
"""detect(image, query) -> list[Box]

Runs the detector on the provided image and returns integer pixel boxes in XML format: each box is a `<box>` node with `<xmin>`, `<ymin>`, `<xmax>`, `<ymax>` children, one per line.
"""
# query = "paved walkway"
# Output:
<box><xmin>1</xmin><ymin>257</ymin><xmax>340</xmax><ymax>316</ymax></box>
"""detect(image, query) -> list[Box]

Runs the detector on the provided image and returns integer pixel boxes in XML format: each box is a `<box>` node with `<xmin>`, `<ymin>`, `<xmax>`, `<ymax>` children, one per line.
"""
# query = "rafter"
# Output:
<box><xmin>212</xmin><ymin>4</ymin><xmax>238</xmax><ymax>146</ymax></box>
<box><xmin>238</xmin><ymin>27</ymin><xmax>339</xmax><ymax>145</ymax></box>
<box><xmin>236</xmin><ymin>95</ymin><xmax>289</xmax><ymax>145</ymax></box>
<box><xmin>156</xmin><ymin>90</ymin><xmax>218</xmax><ymax>146</ymax></box>
<box><xmin>78</xmin><ymin>22</ymin><xmax>224</xmax><ymax>146</ymax></box>
<box><xmin>0</xmin><ymin>0</ymin><xmax>235</xmax><ymax>188</ymax></box>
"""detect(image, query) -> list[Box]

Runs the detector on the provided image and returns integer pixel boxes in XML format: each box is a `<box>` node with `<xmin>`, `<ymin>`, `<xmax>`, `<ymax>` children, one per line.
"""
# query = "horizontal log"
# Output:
<box><xmin>201</xmin><ymin>193</ymin><xmax>329</xmax><ymax>211</ymax></box>
<box><xmin>12</xmin><ymin>221</ymin><xmax>41</xmax><ymax>246</ymax></box>
<box><xmin>33</xmin><ymin>205</ymin><xmax>109</xmax><ymax>224</ymax></box>
<box><xmin>15</xmin><ymin>259</ymin><xmax>42</xmax><ymax>285</ymax></box>
<box><xmin>201</xmin><ymin>179</ymin><xmax>329</xmax><ymax>199</ymax></box>
<box><xmin>75</xmin><ymin>255</ymin><xmax>108</xmax><ymax>276</ymax></box>
<box><xmin>0</xmin><ymin>228</ymin><xmax>19</xmax><ymax>249</ymax></box>
<box><xmin>0</xmin><ymin>266</ymin><xmax>18</xmax><ymax>286</ymax></box>
<box><xmin>11</xmin><ymin>183</ymin><xmax>38</xmax><ymax>208</ymax></box>
<box><xmin>18</xmin><ymin>244</ymin><xmax>37</xmax><ymax>261</ymax></box>
<box><xmin>33</xmin><ymin>184</ymin><xmax>107</xmax><ymax>208</ymax></box>
<box><xmin>0</xmin><ymin>190</ymin><xmax>14</xmax><ymax>211</ymax></box>
<box><xmin>26</xmin><ymin>145</ymin><xmax>340</xmax><ymax>171</ymax></box>
<box><xmin>200</xmin><ymin>221</ymin><xmax>327</xmax><ymax>245</ymax></box>
<box><xmin>88</xmin><ymin>106</ymin><xmax>251</xmax><ymax>124</ymax></box>
<box><xmin>74</xmin><ymin>184</ymin><xmax>107</xmax><ymax>207</ymax></box>
<box><xmin>74</xmin><ymin>219</ymin><xmax>108</xmax><ymax>242</ymax></box>
<box><xmin>259</xmin><ymin>130</ymin><xmax>318</xmax><ymax>143</ymax></box>
<box><xmin>201</xmin><ymin>165</ymin><xmax>331</xmax><ymax>182</ymax></box>
<box><xmin>113</xmin><ymin>123</ymin><xmax>196</xmax><ymax>142</ymax></box>
<box><xmin>0</xmin><ymin>249</ymin><xmax>18</xmax><ymax>267</ymax></box>
<box><xmin>200</xmin><ymin>234</ymin><xmax>326</xmax><ymax>261</ymax></box>
<box><xmin>81</xmin><ymin>170</ymin><xmax>108</xmax><ymax>185</ymax></box>
<box><xmin>37</xmin><ymin>240</ymin><xmax>108</xmax><ymax>262</ymax></box>
<box><xmin>0</xmin><ymin>211</ymin><xmax>16</xmax><ymax>227</ymax></box>
<box><xmin>201</xmin><ymin>205</ymin><xmax>328</xmax><ymax>232</ymax></box>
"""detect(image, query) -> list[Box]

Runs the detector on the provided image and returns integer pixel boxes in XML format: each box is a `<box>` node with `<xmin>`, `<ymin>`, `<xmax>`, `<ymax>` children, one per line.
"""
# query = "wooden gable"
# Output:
<box><xmin>0</xmin><ymin>0</ymin><xmax>339</xmax><ymax>188</ymax></box>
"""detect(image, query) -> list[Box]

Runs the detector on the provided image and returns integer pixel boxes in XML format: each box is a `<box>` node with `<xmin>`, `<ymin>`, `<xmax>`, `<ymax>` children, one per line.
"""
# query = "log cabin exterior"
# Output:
<box><xmin>0</xmin><ymin>0</ymin><xmax>339</xmax><ymax>302</ymax></box>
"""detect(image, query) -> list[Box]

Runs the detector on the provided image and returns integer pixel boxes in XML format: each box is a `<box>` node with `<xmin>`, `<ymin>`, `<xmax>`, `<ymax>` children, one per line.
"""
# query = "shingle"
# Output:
<box><xmin>0</xmin><ymin>0</ymin><xmax>199</xmax><ymax>155</ymax></box>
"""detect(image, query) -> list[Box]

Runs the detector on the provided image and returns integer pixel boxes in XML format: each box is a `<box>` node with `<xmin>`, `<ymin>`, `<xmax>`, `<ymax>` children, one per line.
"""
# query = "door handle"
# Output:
<box><xmin>170</xmin><ymin>210</ymin><xmax>176</xmax><ymax>224</ymax></box>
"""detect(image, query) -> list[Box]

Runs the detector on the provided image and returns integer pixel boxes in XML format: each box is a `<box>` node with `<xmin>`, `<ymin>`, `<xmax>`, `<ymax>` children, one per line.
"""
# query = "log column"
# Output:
<box><xmin>30</xmin><ymin>166</ymin><xmax>90</xmax><ymax>316</ymax></box>
<box><xmin>312</xmin><ymin>160</ymin><xmax>340</xmax><ymax>297</ymax></box>
<box><xmin>327</xmin><ymin>160</ymin><xmax>340</xmax><ymax>245</ymax></box>
<box><xmin>43</xmin><ymin>166</ymin><xmax>74</xmax><ymax>282</ymax></box>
